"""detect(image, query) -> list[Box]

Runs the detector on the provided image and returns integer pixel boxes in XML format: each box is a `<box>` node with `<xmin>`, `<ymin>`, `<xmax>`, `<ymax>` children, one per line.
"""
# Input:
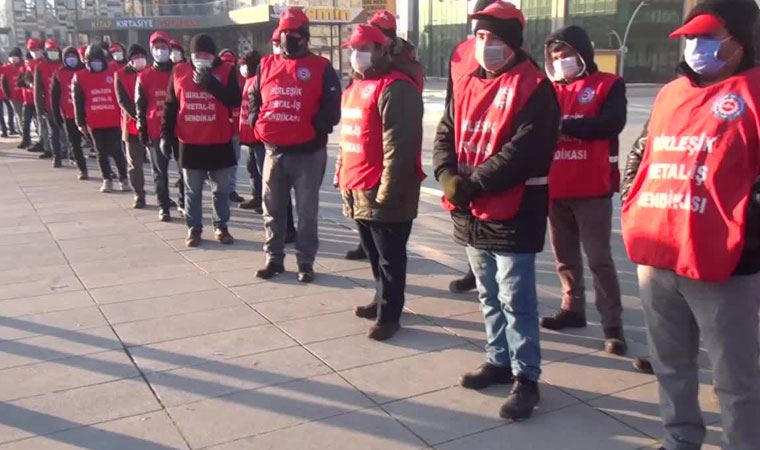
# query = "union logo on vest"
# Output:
<box><xmin>578</xmin><ymin>87</ymin><xmax>595</xmax><ymax>104</ymax></box>
<box><xmin>296</xmin><ymin>67</ymin><xmax>312</xmax><ymax>81</ymax></box>
<box><xmin>712</xmin><ymin>93</ymin><xmax>746</xmax><ymax>121</ymax></box>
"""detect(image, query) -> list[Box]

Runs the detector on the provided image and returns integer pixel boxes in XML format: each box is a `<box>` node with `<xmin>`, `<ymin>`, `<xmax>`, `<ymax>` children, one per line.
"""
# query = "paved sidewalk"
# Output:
<box><xmin>0</xmin><ymin>139</ymin><xmax>721</xmax><ymax>450</ymax></box>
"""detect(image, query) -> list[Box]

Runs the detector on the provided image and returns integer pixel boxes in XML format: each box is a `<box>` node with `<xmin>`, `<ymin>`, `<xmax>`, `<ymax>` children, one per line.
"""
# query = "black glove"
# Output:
<box><xmin>159</xmin><ymin>137</ymin><xmax>173</xmax><ymax>159</ymax></box>
<box><xmin>193</xmin><ymin>69</ymin><xmax>212</xmax><ymax>87</ymax></box>
<box><xmin>139</xmin><ymin>129</ymin><xmax>150</xmax><ymax>147</ymax></box>
<box><xmin>439</xmin><ymin>171</ymin><xmax>478</xmax><ymax>209</ymax></box>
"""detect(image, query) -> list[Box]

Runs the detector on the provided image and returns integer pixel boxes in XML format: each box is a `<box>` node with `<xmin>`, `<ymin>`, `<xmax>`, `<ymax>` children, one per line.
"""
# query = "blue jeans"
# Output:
<box><xmin>230</xmin><ymin>134</ymin><xmax>241</xmax><ymax>193</ymax></box>
<box><xmin>183</xmin><ymin>167</ymin><xmax>232</xmax><ymax>231</ymax></box>
<box><xmin>465</xmin><ymin>247</ymin><xmax>541</xmax><ymax>381</ymax></box>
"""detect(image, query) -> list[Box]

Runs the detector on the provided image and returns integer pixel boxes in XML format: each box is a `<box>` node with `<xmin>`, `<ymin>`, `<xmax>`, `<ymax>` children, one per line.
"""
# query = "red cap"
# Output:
<box><xmin>368</xmin><ymin>10</ymin><xmax>397</xmax><ymax>32</ymax></box>
<box><xmin>26</xmin><ymin>38</ymin><xmax>42</xmax><ymax>50</ymax></box>
<box><xmin>219</xmin><ymin>50</ymin><xmax>236</xmax><ymax>64</ymax></box>
<box><xmin>271</xmin><ymin>28</ymin><xmax>281</xmax><ymax>43</ymax></box>
<box><xmin>342</xmin><ymin>23</ymin><xmax>389</xmax><ymax>48</ymax></box>
<box><xmin>44</xmin><ymin>38</ymin><xmax>59</xmax><ymax>50</ymax></box>
<box><xmin>669</xmin><ymin>14</ymin><xmax>724</xmax><ymax>39</ymax></box>
<box><xmin>470</xmin><ymin>1</ymin><xmax>526</xmax><ymax>28</ymax></box>
<box><xmin>109</xmin><ymin>43</ymin><xmax>124</xmax><ymax>53</ymax></box>
<box><xmin>278</xmin><ymin>7</ymin><xmax>308</xmax><ymax>32</ymax></box>
<box><xmin>150</xmin><ymin>31</ymin><xmax>170</xmax><ymax>45</ymax></box>
<box><xmin>169</xmin><ymin>39</ymin><xmax>183</xmax><ymax>49</ymax></box>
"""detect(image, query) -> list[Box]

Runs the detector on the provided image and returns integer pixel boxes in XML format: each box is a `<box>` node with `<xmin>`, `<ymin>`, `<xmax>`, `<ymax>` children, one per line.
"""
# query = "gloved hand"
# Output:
<box><xmin>193</xmin><ymin>69</ymin><xmax>212</xmax><ymax>87</ymax></box>
<box><xmin>439</xmin><ymin>171</ymin><xmax>478</xmax><ymax>209</ymax></box>
<box><xmin>139</xmin><ymin>129</ymin><xmax>150</xmax><ymax>147</ymax></box>
<box><xmin>159</xmin><ymin>137</ymin><xmax>173</xmax><ymax>159</ymax></box>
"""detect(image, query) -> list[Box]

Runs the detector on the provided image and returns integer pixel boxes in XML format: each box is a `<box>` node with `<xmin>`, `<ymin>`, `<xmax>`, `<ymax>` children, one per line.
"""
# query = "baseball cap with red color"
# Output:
<box><xmin>278</xmin><ymin>7</ymin><xmax>309</xmax><ymax>32</ymax></box>
<box><xmin>150</xmin><ymin>31</ymin><xmax>170</xmax><ymax>45</ymax></box>
<box><xmin>169</xmin><ymin>39</ymin><xmax>183</xmax><ymax>49</ymax></box>
<box><xmin>44</xmin><ymin>38</ymin><xmax>59</xmax><ymax>49</ymax></box>
<box><xmin>669</xmin><ymin>14</ymin><xmax>724</xmax><ymax>38</ymax></box>
<box><xmin>271</xmin><ymin>28</ymin><xmax>281</xmax><ymax>43</ymax></box>
<box><xmin>109</xmin><ymin>43</ymin><xmax>124</xmax><ymax>52</ymax></box>
<box><xmin>26</xmin><ymin>38</ymin><xmax>42</xmax><ymax>50</ymax></box>
<box><xmin>470</xmin><ymin>1</ymin><xmax>526</xmax><ymax>28</ymax></box>
<box><xmin>368</xmin><ymin>10</ymin><xmax>397</xmax><ymax>32</ymax></box>
<box><xmin>342</xmin><ymin>23</ymin><xmax>389</xmax><ymax>48</ymax></box>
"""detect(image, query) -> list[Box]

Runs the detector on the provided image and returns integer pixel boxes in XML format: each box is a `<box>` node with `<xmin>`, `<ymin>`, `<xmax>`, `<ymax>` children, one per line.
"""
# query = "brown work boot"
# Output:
<box><xmin>214</xmin><ymin>226</ymin><xmax>234</xmax><ymax>245</ymax></box>
<box><xmin>603</xmin><ymin>327</ymin><xmax>628</xmax><ymax>356</ymax></box>
<box><xmin>499</xmin><ymin>376</ymin><xmax>540</xmax><ymax>422</ymax></box>
<box><xmin>540</xmin><ymin>309</ymin><xmax>587</xmax><ymax>331</ymax></box>
<box><xmin>460</xmin><ymin>363</ymin><xmax>514</xmax><ymax>390</ymax></box>
<box><xmin>185</xmin><ymin>228</ymin><xmax>202</xmax><ymax>247</ymax></box>
<box><xmin>133</xmin><ymin>196</ymin><xmax>146</xmax><ymax>209</ymax></box>
<box><xmin>367</xmin><ymin>322</ymin><xmax>400</xmax><ymax>341</ymax></box>
<box><xmin>255</xmin><ymin>262</ymin><xmax>285</xmax><ymax>280</ymax></box>
<box><xmin>354</xmin><ymin>302</ymin><xmax>378</xmax><ymax>320</ymax></box>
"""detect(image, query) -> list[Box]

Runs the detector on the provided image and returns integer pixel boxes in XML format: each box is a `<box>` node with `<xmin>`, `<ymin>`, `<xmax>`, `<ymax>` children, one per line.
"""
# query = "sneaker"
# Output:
<box><xmin>177</xmin><ymin>206</ymin><xmax>185</xmax><ymax>218</ymax></box>
<box><xmin>354</xmin><ymin>302</ymin><xmax>378</xmax><ymax>320</ymax></box>
<box><xmin>539</xmin><ymin>309</ymin><xmax>587</xmax><ymax>331</ymax></box>
<box><xmin>119</xmin><ymin>179</ymin><xmax>132</xmax><ymax>192</ymax></box>
<box><xmin>345</xmin><ymin>245</ymin><xmax>367</xmax><ymax>260</ymax></box>
<box><xmin>285</xmin><ymin>228</ymin><xmax>297</xmax><ymax>244</ymax></box>
<box><xmin>499</xmin><ymin>376</ymin><xmax>540</xmax><ymax>421</ymax></box>
<box><xmin>229</xmin><ymin>191</ymin><xmax>245</xmax><ymax>203</ymax></box>
<box><xmin>603</xmin><ymin>327</ymin><xmax>628</xmax><ymax>356</ymax></box>
<box><xmin>633</xmin><ymin>357</ymin><xmax>654</xmax><ymax>375</ymax></box>
<box><xmin>214</xmin><ymin>227</ymin><xmax>234</xmax><ymax>245</ymax></box>
<box><xmin>159</xmin><ymin>209</ymin><xmax>171</xmax><ymax>222</ymax></box>
<box><xmin>460</xmin><ymin>363</ymin><xmax>514</xmax><ymax>390</ymax></box>
<box><xmin>78</xmin><ymin>171</ymin><xmax>88</xmax><ymax>181</ymax></box>
<box><xmin>38</xmin><ymin>151</ymin><xmax>53</xmax><ymax>159</ymax></box>
<box><xmin>185</xmin><ymin>229</ymin><xmax>202</xmax><ymax>247</ymax></box>
<box><xmin>367</xmin><ymin>322</ymin><xmax>400</xmax><ymax>341</ymax></box>
<box><xmin>255</xmin><ymin>262</ymin><xmax>285</xmax><ymax>280</ymax></box>
<box><xmin>133</xmin><ymin>196</ymin><xmax>146</xmax><ymax>209</ymax></box>
<box><xmin>297</xmin><ymin>264</ymin><xmax>314</xmax><ymax>283</ymax></box>
<box><xmin>100</xmin><ymin>179</ymin><xmax>113</xmax><ymax>193</ymax></box>
<box><xmin>449</xmin><ymin>272</ymin><xmax>477</xmax><ymax>293</ymax></box>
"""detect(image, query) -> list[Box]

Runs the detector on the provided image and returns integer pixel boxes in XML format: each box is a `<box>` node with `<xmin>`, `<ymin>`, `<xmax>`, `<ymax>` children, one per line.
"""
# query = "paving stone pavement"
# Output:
<box><xmin>0</xmin><ymin>139</ymin><xmax>723</xmax><ymax>449</ymax></box>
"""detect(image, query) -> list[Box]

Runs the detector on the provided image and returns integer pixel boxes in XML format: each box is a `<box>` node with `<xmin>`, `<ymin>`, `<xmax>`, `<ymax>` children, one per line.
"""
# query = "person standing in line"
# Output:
<box><xmin>539</xmin><ymin>25</ymin><xmax>628</xmax><ymax>356</ymax></box>
<box><xmin>433</xmin><ymin>2</ymin><xmax>560</xmax><ymax>421</ymax></box>
<box><xmin>622</xmin><ymin>1</ymin><xmax>760</xmax><ymax>449</ymax></box>
<box><xmin>108</xmin><ymin>42</ymin><xmax>127</xmax><ymax>71</ymax></box>
<box><xmin>250</xmin><ymin>7</ymin><xmax>342</xmax><ymax>282</ymax></box>
<box><xmin>34</xmin><ymin>39</ymin><xmax>65</xmax><ymax>165</ymax></box>
<box><xmin>238</xmin><ymin>50</ymin><xmax>265</xmax><ymax>213</ymax></box>
<box><xmin>339</xmin><ymin>24</ymin><xmax>424</xmax><ymax>340</ymax></box>
<box><xmin>115</xmin><ymin>44</ymin><xmax>149</xmax><ymax>210</ymax></box>
<box><xmin>0</xmin><ymin>55</ymin><xmax>11</xmax><ymax>138</ymax></box>
<box><xmin>51</xmin><ymin>46</ymin><xmax>88</xmax><ymax>180</ymax></box>
<box><xmin>137</xmin><ymin>31</ymin><xmax>179</xmax><ymax>222</ymax></box>
<box><xmin>73</xmin><ymin>44</ymin><xmax>131</xmax><ymax>193</ymax></box>
<box><xmin>161</xmin><ymin>33</ymin><xmax>240</xmax><ymax>247</ymax></box>
<box><xmin>21</xmin><ymin>40</ymin><xmax>44</xmax><ymax>154</ymax></box>
<box><xmin>219</xmin><ymin>48</ymin><xmax>246</xmax><ymax>204</ymax></box>
<box><xmin>77</xmin><ymin>45</ymin><xmax>97</xmax><ymax>161</ymax></box>
<box><xmin>169</xmin><ymin>40</ymin><xmax>186</xmax><ymax>64</ymax></box>
<box><xmin>0</xmin><ymin>49</ymin><xmax>21</xmax><ymax>138</ymax></box>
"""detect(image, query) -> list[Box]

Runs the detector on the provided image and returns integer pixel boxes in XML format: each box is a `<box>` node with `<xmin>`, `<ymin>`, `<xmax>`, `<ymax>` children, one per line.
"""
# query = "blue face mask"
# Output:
<box><xmin>684</xmin><ymin>37</ymin><xmax>730</xmax><ymax>76</ymax></box>
<box><xmin>89</xmin><ymin>60</ymin><xmax>104</xmax><ymax>72</ymax></box>
<box><xmin>65</xmin><ymin>56</ymin><xmax>79</xmax><ymax>68</ymax></box>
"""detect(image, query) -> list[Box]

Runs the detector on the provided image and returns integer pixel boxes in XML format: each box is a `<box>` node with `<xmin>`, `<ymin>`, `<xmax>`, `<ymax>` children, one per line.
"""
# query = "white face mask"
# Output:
<box><xmin>475</xmin><ymin>38</ymin><xmax>512</xmax><ymax>73</ymax></box>
<box><xmin>112</xmin><ymin>51</ymin><xmax>124</xmax><ymax>62</ymax></box>
<box><xmin>152</xmin><ymin>47</ymin><xmax>170</xmax><ymax>63</ymax></box>
<box><xmin>350</xmin><ymin>50</ymin><xmax>373</xmax><ymax>74</ymax></box>
<box><xmin>272</xmin><ymin>43</ymin><xmax>281</xmax><ymax>55</ymax></box>
<box><xmin>131</xmin><ymin>57</ymin><xmax>147</xmax><ymax>71</ymax></box>
<box><xmin>9</xmin><ymin>56</ymin><xmax>21</xmax><ymax>64</ymax></box>
<box><xmin>239</xmin><ymin>65</ymin><xmax>248</xmax><ymax>78</ymax></box>
<box><xmin>191</xmin><ymin>54</ymin><xmax>213</xmax><ymax>69</ymax></box>
<box><xmin>31</xmin><ymin>50</ymin><xmax>43</xmax><ymax>60</ymax></box>
<box><xmin>553</xmin><ymin>57</ymin><xmax>581</xmax><ymax>81</ymax></box>
<box><xmin>46</xmin><ymin>51</ymin><xmax>60</xmax><ymax>61</ymax></box>
<box><xmin>170</xmin><ymin>50</ymin><xmax>183</xmax><ymax>63</ymax></box>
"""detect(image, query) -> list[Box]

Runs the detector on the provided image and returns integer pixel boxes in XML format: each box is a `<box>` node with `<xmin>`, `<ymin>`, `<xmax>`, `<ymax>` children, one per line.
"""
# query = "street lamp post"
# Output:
<box><xmin>617</xmin><ymin>0</ymin><xmax>647</xmax><ymax>79</ymax></box>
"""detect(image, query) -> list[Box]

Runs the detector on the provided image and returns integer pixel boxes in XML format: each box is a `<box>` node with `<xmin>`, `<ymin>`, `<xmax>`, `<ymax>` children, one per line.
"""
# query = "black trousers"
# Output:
<box><xmin>63</xmin><ymin>119</ymin><xmax>86</xmax><ymax>173</ymax></box>
<box><xmin>90</xmin><ymin>127</ymin><xmax>127</xmax><ymax>181</ymax></box>
<box><xmin>357</xmin><ymin>219</ymin><xmax>413</xmax><ymax>324</ymax></box>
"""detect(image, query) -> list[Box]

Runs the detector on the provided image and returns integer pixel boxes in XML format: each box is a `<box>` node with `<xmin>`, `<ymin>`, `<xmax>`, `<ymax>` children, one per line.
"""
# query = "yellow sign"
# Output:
<box><xmin>305</xmin><ymin>7</ymin><xmax>362</xmax><ymax>23</ymax></box>
<box><xmin>363</xmin><ymin>0</ymin><xmax>396</xmax><ymax>16</ymax></box>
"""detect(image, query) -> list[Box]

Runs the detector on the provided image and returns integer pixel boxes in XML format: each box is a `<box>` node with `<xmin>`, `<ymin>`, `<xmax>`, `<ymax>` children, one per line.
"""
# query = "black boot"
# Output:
<box><xmin>449</xmin><ymin>270</ymin><xmax>476</xmax><ymax>293</ymax></box>
<box><xmin>460</xmin><ymin>363</ymin><xmax>514</xmax><ymax>390</ymax></box>
<box><xmin>354</xmin><ymin>302</ymin><xmax>378</xmax><ymax>320</ymax></box>
<box><xmin>255</xmin><ymin>262</ymin><xmax>285</xmax><ymax>280</ymax></box>
<box><xmin>633</xmin><ymin>357</ymin><xmax>654</xmax><ymax>375</ymax></box>
<box><xmin>367</xmin><ymin>322</ymin><xmax>400</xmax><ymax>341</ymax></box>
<box><xmin>603</xmin><ymin>327</ymin><xmax>628</xmax><ymax>356</ymax></box>
<box><xmin>297</xmin><ymin>264</ymin><xmax>314</xmax><ymax>283</ymax></box>
<box><xmin>345</xmin><ymin>244</ymin><xmax>367</xmax><ymax>260</ymax></box>
<box><xmin>38</xmin><ymin>151</ymin><xmax>52</xmax><ymax>159</ymax></box>
<box><xmin>499</xmin><ymin>376</ymin><xmax>540</xmax><ymax>421</ymax></box>
<box><xmin>540</xmin><ymin>309</ymin><xmax>587</xmax><ymax>331</ymax></box>
<box><xmin>52</xmin><ymin>157</ymin><xmax>62</xmax><ymax>168</ymax></box>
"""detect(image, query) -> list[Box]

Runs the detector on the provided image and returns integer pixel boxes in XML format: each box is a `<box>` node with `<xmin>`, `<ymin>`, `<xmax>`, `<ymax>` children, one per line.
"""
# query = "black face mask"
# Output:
<box><xmin>284</xmin><ymin>35</ymin><xmax>303</xmax><ymax>56</ymax></box>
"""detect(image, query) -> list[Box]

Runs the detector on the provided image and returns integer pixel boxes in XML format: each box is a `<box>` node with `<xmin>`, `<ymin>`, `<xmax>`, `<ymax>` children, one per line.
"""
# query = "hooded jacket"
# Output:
<box><xmin>50</xmin><ymin>47</ymin><xmax>83</xmax><ymax>125</ymax></box>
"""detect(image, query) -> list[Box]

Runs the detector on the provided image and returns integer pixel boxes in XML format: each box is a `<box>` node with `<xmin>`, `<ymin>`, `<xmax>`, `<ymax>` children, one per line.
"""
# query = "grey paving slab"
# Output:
<box><xmin>231</xmin><ymin>271</ymin><xmax>362</xmax><ymax>304</ymax></box>
<box><xmin>0</xmin><ymin>291</ymin><xmax>90</xmax><ymax>316</ymax></box>
<box><xmin>253</xmin><ymin>286</ymin><xmax>376</xmax><ymax>323</ymax></box>
<box><xmin>89</xmin><ymin>273</ymin><xmax>222</xmax><ymax>305</ymax></box>
<box><xmin>100</xmin><ymin>289</ymin><xmax>242</xmax><ymax>324</ymax></box>
<box><xmin>0</xmin><ymin>326</ymin><xmax>120</xmax><ymax>370</ymax></box>
<box><xmin>76</xmin><ymin>262</ymin><xmax>203</xmax><ymax>290</ymax></box>
<box><xmin>0</xmin><ymin>306</ymin><xmax>108</xmax><ymax>341</ymax></box>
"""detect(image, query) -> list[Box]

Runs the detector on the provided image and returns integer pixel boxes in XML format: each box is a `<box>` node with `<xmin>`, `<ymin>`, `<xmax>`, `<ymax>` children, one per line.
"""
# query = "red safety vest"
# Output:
<box><xmin>54</xmin><ymin>67</ymin><xmax>78</xmax><ymax>120</ymax></box>
<box><xmin>622</xmin><ymin>68</ymin><xmax>760</xmax><ymax>282</ymax></box>
<box><xmin>36</xmin><ymin>60</ymin><xmax>62</xmax><ymax>111</ymax></box>
<box><xmin>443</xmin><ymin>59</ymin><xmax>546</xmax><ymax>221</ymax></box>
<box><xmin>114</xmin><ymin>67</ymin><xmax>139</xmax><ymax>136</ymax></box>
<box><xmin>339</xmin><ymin>71</ymin><xmax>425</xmax><ymax>190</ymax></box>
<box><xmin>136</xmin><ymin>66</ymin><xmax>171</xmax><ymax>140</ymax></box>
<box><xmin>4</xmin><ymin>64</ymin><xmax>24</xmax><ymax>101</ymax></box>
<box><xmin>0</xmin><ymin>66</ymin><xmax>6</xmax><ymax>101</ymax></box>
<box><xmin>450</xmin><ymin>38</ymin><xmax>479</xmax><ymax>87</ymax></box>
<box><xmin>173</xmin><ymin>62</ymin><xmax>234</xmax><ymax>145</ymax></box>
<box><xmin>254</xmin><ymin>53</ymin><xmax>329</xmax><ymax>146</ymax></box>
<box><xmin>75</xmin><ymin>68</ymin><xmax>120</xmax><ymax>129</ymax></box>
<box><xmin>108</xmin><ymin>60</ymin><xmax>126</xmax><ymax>72</ymax></box>
<box><xmin>239</xmin><ymin>76</ymin><xmax>257</xmax><ymax>144</ymax></box>
<box><xmin>22</xmin><ymin>60</ymin><xmax>40</xmax><ymax>105</ymax></box>
<box><xmin>549</xmin><ymin>72</ymin><xmax>620</xmax><ymax>199</ymax></box>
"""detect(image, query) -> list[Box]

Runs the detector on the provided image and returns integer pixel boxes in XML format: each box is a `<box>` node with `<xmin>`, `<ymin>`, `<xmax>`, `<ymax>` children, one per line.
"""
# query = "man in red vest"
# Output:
<box><xmin>539</xmin><ymin>26</ymin><xmax>628</xmax><ymax>356</ymax></box>
<box><xmin>169</xmin><ymin>40</ymin><xmax>186</xmax><ymax>64</ymax></box>
<box><xmin>250</xmin><ymin>7</ymin><xmax>341</xmax><ymax>283</ymax></box>
<box><xmin>622</xmin><ymin>1</ymin><xmax>760</xmax><ymax>449</ymax></box>
<box><xmin>73</xmin><ymin>44</ymin><xmax>130</xmax><ymax>193</ymax></box>
<box><xmin>21</xmin><ymin>39</ymin><xmax>44</xmax><ymax>154</ymax></box>
<box><xmin>339</xmin><ymin>24</ymin><xmax>424</xmax><ymax>341</ymax></box>
<box><xmin>34</xmin><ymin>39</ymin><xmax>66</xmax><ymax>166</ymax></box>
<box><xmin>115</xmin><ymin>44</ymin><xmax>149</xmax><ymax>210</ymax></box>
<box><xmin>219</xmin><ymin>48</ymin><xmax>246</xmax><ymax>204</ymax></box>
<box><xmin>433</xmin><ymin>2</ymin><xmax>559</xmax><ymax>421</ymax></box>
<box><xmin>2</xmin><ymin>47</ymin><xmax>25</xmax><ymax>142</ymax></box>
<box><xmin>108</xmin><ymin>42</ymin><xmax>127</xmax><ymax>71</ymax></box>
<box><xmin>0</xmin><ymin>54</ymin><xmax>15</xmax><ymax>138</ymax></box>
<box><xmin>161</xmin><ymin>33</ymin><xmax>241</xmax><ymax>247</ymax></box>
<box><xmin>137</xmin><ymin>31</ymin><xmax>180</xmax><ymax>221</ymax></box>
<box><xmin>51</xmin><ymin>47</ymin><xmax>88</xmax><ymax>180</ymax></box>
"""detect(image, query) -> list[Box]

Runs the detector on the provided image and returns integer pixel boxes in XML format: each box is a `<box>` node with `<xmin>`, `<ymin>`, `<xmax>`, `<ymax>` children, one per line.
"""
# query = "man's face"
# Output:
<box><xmin>550</xmin><ymin>47</ymin><xmax>578</xmax><ymax>63</ymax></box>
<box><xmin>353</xmin><ymin>42</ymin><xmax>386</xmax><ymax>62</ymax></box>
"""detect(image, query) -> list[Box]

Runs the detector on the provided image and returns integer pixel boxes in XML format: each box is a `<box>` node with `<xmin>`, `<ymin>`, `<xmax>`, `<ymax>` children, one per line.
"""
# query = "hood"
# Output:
<box><xmin>544</xmin><ymin>25</ymin><xmax>598</xmax><ymax>81</ymax></box>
